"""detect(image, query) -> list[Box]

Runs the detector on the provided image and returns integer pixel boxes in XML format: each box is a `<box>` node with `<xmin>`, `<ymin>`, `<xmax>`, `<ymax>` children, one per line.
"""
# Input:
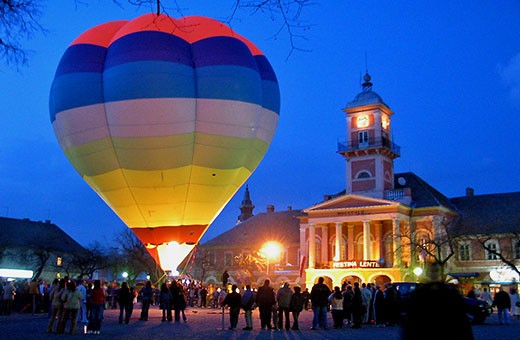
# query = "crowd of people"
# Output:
<box><xmin>1</xmin><ymin>275</ymin><xmax>519</xmax><ymax>335</ymax></box>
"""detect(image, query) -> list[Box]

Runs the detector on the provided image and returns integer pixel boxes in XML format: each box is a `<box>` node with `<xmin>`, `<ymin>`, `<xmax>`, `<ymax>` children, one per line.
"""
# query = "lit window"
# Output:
<box><xmin>485</xmin><ymin>241</ymin><xmax>499</xmax><ymax>260</ymax></box>
<box><xmin>56</xmin><ymin>257</ymin><xmax>62</xmax><ymax>267</ymax></box>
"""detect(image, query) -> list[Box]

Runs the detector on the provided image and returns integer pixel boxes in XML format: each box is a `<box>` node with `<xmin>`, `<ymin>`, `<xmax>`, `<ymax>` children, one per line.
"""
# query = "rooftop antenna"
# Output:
<box><xmin>365</xmin><ymin>51</ymin><xmax>369</xmax><ymax>74</ymax></box>
<box><xmin>362</xmin><ymin>52</ymin><xmax>373</xmax><ymax>92</ymax></box>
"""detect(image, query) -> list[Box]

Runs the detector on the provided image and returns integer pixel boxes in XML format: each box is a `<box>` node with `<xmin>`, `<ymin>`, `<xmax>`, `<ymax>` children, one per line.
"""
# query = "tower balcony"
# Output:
<box><xmin>337</xmin><ymin>136</ymin><xmax>400</xmax><ymax>158</ymax></box>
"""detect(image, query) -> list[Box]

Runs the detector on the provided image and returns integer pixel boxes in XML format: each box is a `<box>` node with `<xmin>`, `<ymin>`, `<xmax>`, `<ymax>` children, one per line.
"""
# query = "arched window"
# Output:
<box><xmin>357</xmin><ymin>171</ymin><xmax>371</xmax><ymax>179</ymax></box>
<box><xmin>330</xmin><ymin>235</ymin><xmax>347</xmax><ymax>261</ymax></box>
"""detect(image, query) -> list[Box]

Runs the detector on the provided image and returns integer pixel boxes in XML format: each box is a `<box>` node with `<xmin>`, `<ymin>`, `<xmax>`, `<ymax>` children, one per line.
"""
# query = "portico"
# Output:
<box><xmin>300</xmin><ymin>194</ymin><xmax>415</xmax><ymax>287</ymax></box>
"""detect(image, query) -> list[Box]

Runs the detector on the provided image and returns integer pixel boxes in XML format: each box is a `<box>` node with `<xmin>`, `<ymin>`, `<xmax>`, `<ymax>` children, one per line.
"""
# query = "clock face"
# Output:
<box><xmin>357</xmin><ymin>114</ymin><xmax>369</xmax><ymax>128</ymax></box>
<box><xmin>381</xmin><ymin>115</ymin><xmax>390</xmax><ymax>130</ymax></box>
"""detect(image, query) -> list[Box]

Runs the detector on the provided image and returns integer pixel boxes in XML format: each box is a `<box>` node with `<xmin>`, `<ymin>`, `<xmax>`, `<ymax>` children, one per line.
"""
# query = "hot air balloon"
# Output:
<box><xmin>49</xmin><ymin>14</ymin><xmax>280</xmax><ymax>274</ymax></box>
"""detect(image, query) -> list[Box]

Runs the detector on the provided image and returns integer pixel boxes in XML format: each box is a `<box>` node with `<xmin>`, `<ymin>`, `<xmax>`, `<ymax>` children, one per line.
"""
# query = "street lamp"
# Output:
<box><xmin>260</xmin><ymin>241</ymin><xmax>282</xmax><ymax>277</ymax></box>
<box><xmin>413</xmin><ymin>267</ymin><xmax>423</xmax><ymax>281</ymax></box>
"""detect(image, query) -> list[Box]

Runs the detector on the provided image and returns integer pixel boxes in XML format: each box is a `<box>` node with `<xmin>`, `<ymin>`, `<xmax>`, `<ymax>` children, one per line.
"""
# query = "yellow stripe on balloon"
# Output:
<box><xmin>83</xmin><ymin>166</ymin><xmax>251</xmax><ymax>228</ymax></box>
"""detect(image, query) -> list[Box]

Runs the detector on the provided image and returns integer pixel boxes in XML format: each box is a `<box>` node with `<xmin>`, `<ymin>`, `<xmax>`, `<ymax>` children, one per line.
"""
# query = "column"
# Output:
<box><xmin>334</xmin><ymin>222</ymin><xmax>342</xmax><ymax>261</ymax></box>
<box><xmin>363</xmin><ymin>220</ymin><xmax>371</xmax><ymax>260</ymax></box>
<box><xmin>299</xmin><ymin>225</ymin><xmax>307</xmax><ymax>268</ymax></box>
<box><xmin>308</xmin><ymin>224</ymin><xmax>316</xmax><ymax>268</ymax></box>
<box><xmin>347</xmin><ymin>224</ymin><xmax>354</xmax><ymax>259</ymax></box>
<box><xmin>374</xmin><ymin>222</ymin><xmax>382</xmax><ymax>261</ymax></box>
<box><xmin>392</xmin><ymin>219</ymin><xmax>402</xmax><ymax>267</ymax></box>
<box><xmin>321</xmin><ymin>226</ymin><xmax>328</xmax><ymax>264</ymax></box>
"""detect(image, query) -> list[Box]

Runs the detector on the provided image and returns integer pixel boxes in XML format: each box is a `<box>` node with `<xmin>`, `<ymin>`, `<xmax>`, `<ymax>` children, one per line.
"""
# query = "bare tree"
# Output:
<box><xmin>400</xmin><ymin>215</ymin><xmax>460</xmax><ymax>280</ymax></box>
<box><xmin>476</xmin><ymin>233</ymin><xmax>520</xmax><ymax>278</ymax></box>
<box><xmin>1</xmin><ymin>0</ymin><xmax>312</xmax><ymax>67</ymax></box>
<box><xmin>68</xmin><ymin>242</ymin><xmax>109</xmax><ymax>279</ymax></box>
<box><xmin>188</xmin><ymin>246</ymin><xmax>212</xmax><ymax>281</ymax></box>
<box><xmin>0</xmin><ymin>0</ymin><xmax>45</xmax><ymax>66</ymax></box>
<box><xmin>109</xmin><ymin>228</ymin><xmax>161</xmax><ymax>284</ymax></box>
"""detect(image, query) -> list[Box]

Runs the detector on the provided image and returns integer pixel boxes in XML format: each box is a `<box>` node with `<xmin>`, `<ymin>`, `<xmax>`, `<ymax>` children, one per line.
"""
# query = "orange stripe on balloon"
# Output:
<box><xmin>70</xmin><ymin>20</ymin><xmax>128</xmax><ymax>47</ymax></box>
<box><xmin>132</xmin><ymin>225</ymin><xmax>207</xmax><ymax>246</ymax></box>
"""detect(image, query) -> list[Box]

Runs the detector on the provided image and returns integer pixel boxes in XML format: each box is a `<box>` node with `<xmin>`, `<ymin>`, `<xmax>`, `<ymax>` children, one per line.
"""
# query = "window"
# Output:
<box><xmin>357</xmin><ymin>171</ymin><xmax>371</xmax><ymax>179</ymax></box>
<box><xmin>206</xmin><ymin>252</ymin><xmax>216</xmax><ymax>266</ymax></box>
<box><xmin>514</xmin><ymin>240</ymin><xmax>520</xmax><ymax>260</ymax></box>
<box><xmin>358</xmin><ymin>131</ymin><xmax>369</xmax><ymax>147</ymax></box>
<box><xmin>485</xmin><ymin>240</ymin><xmax>499</xmax><ymax>260</ymax></box>
<box><xmin>56</xmin><ymin>257</ymin><xmax>62</xmax><ymax>267</ymax></box>
<box><xmin>224</xmin><ymin>252</ymin><xmax>233</xmax><ymax>267</ymax></box>
<box><xmin>459</xmin><ymin>243</ymin><xmax>470</xmax><ymax>261</ymax></box>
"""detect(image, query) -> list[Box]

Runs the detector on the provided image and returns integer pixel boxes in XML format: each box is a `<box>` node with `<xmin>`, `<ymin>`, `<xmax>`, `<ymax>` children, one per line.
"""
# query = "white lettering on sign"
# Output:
<box><xmin>332</xmin><ymin>260</ymin><xmax>382</xmax><ymax>269</ymax></box>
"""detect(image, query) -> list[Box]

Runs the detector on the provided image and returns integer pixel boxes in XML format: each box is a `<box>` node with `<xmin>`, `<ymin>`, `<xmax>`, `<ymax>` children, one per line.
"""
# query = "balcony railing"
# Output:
<box><xmin>337</xmin><ymin>137</ymin><xmax>400</xmax><ymax>156</ymax></box>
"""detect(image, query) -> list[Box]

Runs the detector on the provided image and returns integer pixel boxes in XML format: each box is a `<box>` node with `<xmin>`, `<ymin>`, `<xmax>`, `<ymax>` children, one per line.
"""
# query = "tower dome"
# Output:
<box><xmin>347</xmin><ymin>72</ymin><xmax>387</xmax><ymax>108</ymax></box>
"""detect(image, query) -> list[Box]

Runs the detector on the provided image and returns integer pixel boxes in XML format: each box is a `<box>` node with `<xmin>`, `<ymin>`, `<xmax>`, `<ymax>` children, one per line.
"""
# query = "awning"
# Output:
<box><xmin>447</xmin><ymin>272</ymin><xmax>479</xmax><ymax>278</ymax></box>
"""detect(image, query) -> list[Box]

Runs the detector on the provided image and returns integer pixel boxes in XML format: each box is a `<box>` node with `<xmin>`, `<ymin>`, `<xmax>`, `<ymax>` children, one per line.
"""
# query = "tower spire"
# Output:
<box><xmin>237</xmin><ymin>185</ymin><xmax>255</xmax><ymax>223</ymax></box>
<box><xmin>362</xmin><ymin>71</ymin><xmax>373</xmax><ymax>92</ymax></box>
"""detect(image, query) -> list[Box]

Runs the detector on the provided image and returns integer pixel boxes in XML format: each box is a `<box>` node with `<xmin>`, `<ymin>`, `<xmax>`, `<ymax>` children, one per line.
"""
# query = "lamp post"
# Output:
<box><xmin>260</xmin><ymin>241</ymin><xmax>282</xmax><ymax>278</ymax></box>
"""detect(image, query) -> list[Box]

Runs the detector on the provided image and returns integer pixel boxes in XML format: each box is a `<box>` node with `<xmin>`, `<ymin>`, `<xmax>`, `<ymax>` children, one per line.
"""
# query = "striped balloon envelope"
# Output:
<box><xmin>49</xmin><ymin>13</ymin><xmax>280</xmax><ymax>273</ymax></box>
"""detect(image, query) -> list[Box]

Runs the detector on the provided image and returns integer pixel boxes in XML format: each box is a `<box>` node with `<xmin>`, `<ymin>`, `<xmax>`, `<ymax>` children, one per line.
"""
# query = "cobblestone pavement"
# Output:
<box><xmin>0</xmin><ymin>305</ymin><xmax>518</xmax><ymax>340</ymax></box>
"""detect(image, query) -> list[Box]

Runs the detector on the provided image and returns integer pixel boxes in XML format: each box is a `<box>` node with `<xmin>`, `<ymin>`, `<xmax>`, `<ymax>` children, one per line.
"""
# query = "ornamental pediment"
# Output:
<box><xmin>304</xmin><ymin>194</ymin><xmax>398</xmax><ymax>213</ymax></box>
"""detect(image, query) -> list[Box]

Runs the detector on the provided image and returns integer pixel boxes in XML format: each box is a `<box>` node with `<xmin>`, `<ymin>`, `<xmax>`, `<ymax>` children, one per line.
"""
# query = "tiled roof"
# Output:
<box><xmin>202</xmin><ymin>210</ymin><xmax>304</xmax><ymax>247</ymax></box>
<box><xmin>0</xmin><ymin>217</ymin><xmax>86</xmax><ymax>253</ymax></box>
<box><xmin>450</xmin><ymin>192</ymin><xmax>520</xmax><ymax>235</ymax></box>
<box><xmin>394</xmin><ymin>172</ymin><xmax>456</xmax><ymax>210</ymax></box>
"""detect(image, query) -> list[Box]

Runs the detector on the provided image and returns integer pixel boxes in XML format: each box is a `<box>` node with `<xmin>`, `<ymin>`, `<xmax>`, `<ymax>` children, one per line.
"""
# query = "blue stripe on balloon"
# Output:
<box><xmin>261</xmin><ymin>80</ymin><xmax>281</xmax><ymax>115</ymax></box>
<box><xmin>49</xmin><ymin>72</ymin><xmax>104</xmax><ymax>122</ymax></box>
<box><xmin>196</xmin><ymin>65</ymin><xmax>261</xmax><ymax>104</ymax></box>
<box><xmin>54</xmin><ymin>44</ymin><xmax>107</xmax><ymax>77</ymax></box>
<box><xmin>255</xmin><ymin>55</ymin><xmax>278</xmax><ymax>83</ymax></box>
<box><xmin>103</xmin><ymin>61</ymin><xmax>196</xmax><ymax>102</ymax></box>
<box><xmin>191</xmin><ymin>36</ymin><xmax>257</xmax><ymax>70</ymax></box>
<box><xmin>104</xmin><ymin>31</ymin><xmax>194</xmax><ymax>69</ymax></box>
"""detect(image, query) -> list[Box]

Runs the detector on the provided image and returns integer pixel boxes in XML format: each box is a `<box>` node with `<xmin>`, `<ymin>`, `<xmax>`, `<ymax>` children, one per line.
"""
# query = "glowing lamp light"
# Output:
<box><xmin>490</xmin><ymin>268</ymin><xmax>519</xmax><ymax>282</ymax></box>
<box><xmin>260</xmin><ymin>241</ymin><xmax>282</xmax><ymax>260</ymax></box>
<box><xmin>0</xmin><ymin>268</ymin><xmax>33</xmax><ymax>279</ymax></box>
<box><xmin>122</xmin><ymin>272</ymin><xmax>128</xmax><ymax>279</ymax></box>
<box><xmin>413</xmin><ymin>267</ymin><xmax>423</xmax><ymax>276</ymax></box>
<box><xmin>156</xmin><ymin>241</ymin><xmax>195</xmax><ymax>273</ymax></box>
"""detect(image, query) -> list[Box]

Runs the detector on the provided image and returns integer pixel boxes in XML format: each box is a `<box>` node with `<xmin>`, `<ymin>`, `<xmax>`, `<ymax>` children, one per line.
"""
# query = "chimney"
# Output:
<box><xmin>287</xmin><ymin>206</ymin><xmax>292</xmax><ymax>211</ymax></box>
<box><xmin>465</xmin><ymin>187</ymin><xmax>474</xmax><ymax>196</ymax></box>
<box><xmin>266</xmin><ymin>205</ymin><xmax>275</xmax><ymax>213</ymax></box>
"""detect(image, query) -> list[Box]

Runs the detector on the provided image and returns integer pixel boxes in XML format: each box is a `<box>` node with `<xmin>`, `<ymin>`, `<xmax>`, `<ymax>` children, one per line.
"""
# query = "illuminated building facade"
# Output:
<box><xmin>197</xmin><ymin>73</ymin><xmax>519</xmax><ymax>293</ymax></box>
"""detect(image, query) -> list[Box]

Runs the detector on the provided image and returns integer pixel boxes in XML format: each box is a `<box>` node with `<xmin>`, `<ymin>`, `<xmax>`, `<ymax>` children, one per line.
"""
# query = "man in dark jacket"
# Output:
<box><xmin>310</xmin><ymin>277</ymin><xmax>331</xmax><ymax>329</ymax></box>
<box><xmin>256</xmin><ymin>279</ymin><xmax>276</xmax><ymax>330</ymax></box>
<box><xmin>493</xmin><ymin>287</ymin><xmax>511</xmax><ymax>325</ymax></box>
<box><xmin>222</xmin><ymin>284</ymin><xmax>242</xmax><ymax>330</ymax></box>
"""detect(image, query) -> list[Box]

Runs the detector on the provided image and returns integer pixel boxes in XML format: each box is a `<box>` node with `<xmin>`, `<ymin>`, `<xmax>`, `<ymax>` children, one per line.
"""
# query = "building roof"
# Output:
<box><xmin>202</xmin><ymin>209</ymin><xmax>304</xmax><ymax>248</ymax></box>
<box><xmin>347</xmin><ymin>90</ymin><xmax>386</xmax><ymax>108</ymax></box>
<box><xmin>450</xmin><ymin>192</ymin><xmax>520</xmax><ymax>235</ymax></box>
<box><xmin>0</xmin><ymin>217</ymin><xmax>85</xmax><ymax>253</ymax></box>
<box><xmin>346</xmin><ymin>72</ymin><xmax>388</xmax><ymax>109</ymax></box>
<box><xmin>394</xmin><ymin>172</ymin><xmax>457</xmax><ymax>210</ymax></box>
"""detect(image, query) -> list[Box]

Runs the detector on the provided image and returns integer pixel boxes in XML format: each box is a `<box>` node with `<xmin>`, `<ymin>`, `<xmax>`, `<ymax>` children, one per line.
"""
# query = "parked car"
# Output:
<box><xmin>392</xmin><ymin>282</ymin><xmax>493</xmax><ymax>324</ymax></box>
<box><xmin>463</xmin><ymin>296</ymin><xmax>493</xmax><ymax>324</ymax></box>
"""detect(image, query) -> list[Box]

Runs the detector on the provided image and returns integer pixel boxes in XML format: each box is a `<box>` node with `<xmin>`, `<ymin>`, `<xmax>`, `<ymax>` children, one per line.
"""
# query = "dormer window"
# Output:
<box><xmin>357</xmin><ymin>171</ymin><xmax>371</xmax><ymax>179</ymax></box>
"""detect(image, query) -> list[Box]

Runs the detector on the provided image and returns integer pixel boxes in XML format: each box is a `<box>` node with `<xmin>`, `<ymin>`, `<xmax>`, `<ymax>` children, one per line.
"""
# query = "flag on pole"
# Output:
<box><xmin>299</xmin><ymin>256</ymin><xmax>307</xmax><ymax>277</ymax></box>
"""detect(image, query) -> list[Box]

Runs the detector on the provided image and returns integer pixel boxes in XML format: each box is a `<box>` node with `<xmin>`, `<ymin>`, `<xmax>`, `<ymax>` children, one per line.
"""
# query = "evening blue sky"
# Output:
<box><xmin>1</xmin><ymin>1</ymin><xmax>519</xmax><ymax>247</ymax></box>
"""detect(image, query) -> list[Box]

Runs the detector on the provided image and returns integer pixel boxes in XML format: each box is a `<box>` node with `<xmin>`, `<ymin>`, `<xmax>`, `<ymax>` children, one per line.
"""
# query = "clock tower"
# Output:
<box><xmin>338</xmin><ymin>73</ymin><xmax>400</xmax><ymax>198</ymax></box>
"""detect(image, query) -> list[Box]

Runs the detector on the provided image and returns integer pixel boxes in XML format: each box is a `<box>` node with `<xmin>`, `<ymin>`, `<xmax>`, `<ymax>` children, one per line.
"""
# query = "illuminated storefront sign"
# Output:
<box><xmin>333</xmin><ymin>260</ymin><xmax>382</xmax><ymax>269</ymax></box>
